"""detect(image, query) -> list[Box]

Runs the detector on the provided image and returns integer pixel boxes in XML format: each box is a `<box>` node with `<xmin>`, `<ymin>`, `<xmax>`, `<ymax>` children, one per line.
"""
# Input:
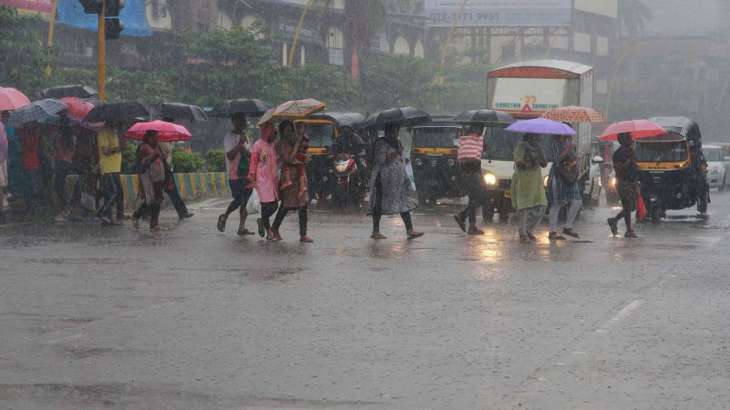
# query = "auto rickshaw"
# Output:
<box><xmin>410</xmin><ymin>119</ymin><xmax>465</xmax><ymax>206</ymax></box>
<box><xmin>296</xmin><ymin>112</ymin><xmax>366</xmax><ymax>204</ymax></box>
<box><xmin>638</xmin><ymin>117</ymin><xmax>709</xmax><ymax>222</ymax></box>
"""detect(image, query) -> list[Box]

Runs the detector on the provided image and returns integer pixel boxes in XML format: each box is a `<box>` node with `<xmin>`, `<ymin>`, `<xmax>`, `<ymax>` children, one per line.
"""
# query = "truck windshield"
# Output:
<box><xmin>703</xmin><ymin>148</ymin><xmax>724</xmax><ymax>162</ymax></box>
<box><xmin>306</xmin><ymin>124</ymin><xmax>335</xmax><ymax>147</ymax></box>
<box><xmin>413</xmin><ymin>127</ymin><xmax>460</xmax><ymax>147</ymax></box>
<box><xmin>635</xmin><ymin>141</ymin><xmax>688</xmax><ymax>162</ymax></box>
<box><xmin>484</xmin><ymin>128</ymin><xmax>555</xmax><ymax>161</ymax></box>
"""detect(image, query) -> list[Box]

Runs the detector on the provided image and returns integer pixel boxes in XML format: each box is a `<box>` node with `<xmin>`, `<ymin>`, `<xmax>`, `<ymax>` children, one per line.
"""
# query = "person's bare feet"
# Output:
<box><xmin>371</xmin><ymin>232</ymin><xmax>387</xmax><ymax>240</ymax></box>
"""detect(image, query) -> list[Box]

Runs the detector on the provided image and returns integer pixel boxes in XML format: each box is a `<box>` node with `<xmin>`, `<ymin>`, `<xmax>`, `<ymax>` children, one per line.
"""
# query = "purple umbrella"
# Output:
<box><xmin>505</xmin><ymin>118</ymin><xmax>576</xmax><ymax>136</ymax></box>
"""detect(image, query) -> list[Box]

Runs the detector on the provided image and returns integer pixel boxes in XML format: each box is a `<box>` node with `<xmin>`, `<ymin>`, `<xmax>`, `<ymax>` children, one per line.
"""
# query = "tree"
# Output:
<box><xmin>618</xmin><ymin>0</ymin><xmax>653</xmax><ymax>38</ymax></box>
<box><xmin>0</xmin><ymin>7</ymin><xmax>55</xmax><ymax>94</ymax></box>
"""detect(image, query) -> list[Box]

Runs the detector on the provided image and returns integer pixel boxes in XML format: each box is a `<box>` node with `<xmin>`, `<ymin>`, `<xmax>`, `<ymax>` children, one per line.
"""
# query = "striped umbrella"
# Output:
<box><xmin>7</xmin><ymin>99</ymin><xmax>68</xmax><ymax>128</ymax></box>
<box><xmin>542</xmin><ymin>106</ymin><xmax>606</xmax><ymax>123</ymax></box>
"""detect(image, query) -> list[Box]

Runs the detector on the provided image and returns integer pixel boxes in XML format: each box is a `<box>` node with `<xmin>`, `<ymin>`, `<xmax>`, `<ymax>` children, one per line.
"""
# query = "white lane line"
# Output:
<box><xmin>596</xmin><ymin>299</ymin><xmax>643</xmax><ymax>334</ymax></box>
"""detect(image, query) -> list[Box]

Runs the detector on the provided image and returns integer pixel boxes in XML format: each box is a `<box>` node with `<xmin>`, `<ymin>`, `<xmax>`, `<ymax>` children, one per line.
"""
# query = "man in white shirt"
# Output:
<box><xmin>217</xmin><ymin>113</ymin><xmax>254</xmax><ymax>235</ymax></box>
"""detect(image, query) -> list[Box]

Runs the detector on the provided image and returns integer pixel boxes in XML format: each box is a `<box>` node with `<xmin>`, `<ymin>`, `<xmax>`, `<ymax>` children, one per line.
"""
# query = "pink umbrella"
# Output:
<box><xmin>0</xmin><ymin>87</ymin><xmax>31</xmax><ymax>111</ymax></box>
<box><xmin>125</xmin><ymin>120</ymin><xmax>192</xmax><ymax>142</ymax></box>
<box><xmin>599</xmin><ymin>120</ymin><xmax>667</xmax><ymax>142</ymax></box>
<box><xmin>61</xmin><ymin>97</ymin><xmax>95</xmax><ymax>121</ymax></box>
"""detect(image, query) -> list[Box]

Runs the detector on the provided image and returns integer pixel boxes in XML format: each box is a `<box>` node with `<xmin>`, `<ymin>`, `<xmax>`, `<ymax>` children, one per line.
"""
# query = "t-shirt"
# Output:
<box><xmin>97</xmin><ymin>127</ymin><xmax>122</xmax><ymax>174</ymax></box>
<box><xmin>613</xmin><ymin>146</ymin><xmax>639</xmax><ymax>183</ymax></box>
<box><xmin>223</xmin><ymin>131</ymin><xmax>250</xmax><ymax>180</ymax></box>
<box><xmin>457</xmin><ymin>133</ymin><xmax>484</xmax><ymax>162</ymax></box>
<box><xmin>21</xmin><ymin>131</ymin><xmax>41</xmax><ymax>171</ymax></box>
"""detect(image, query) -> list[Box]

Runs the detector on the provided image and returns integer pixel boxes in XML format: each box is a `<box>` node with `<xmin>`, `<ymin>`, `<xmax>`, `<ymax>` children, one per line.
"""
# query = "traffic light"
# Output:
<box><xmin>79</xmin><ymin>0</ymin><xmax>102</xmax><ymax>14</ymax></box>
<box><xmin>105</xmin><ymin>0</ymin><xmax>125</xmax><ymax>17</ymax></box>
<box><xmin>105</xmin><ymin>17</ymin><xmax>124</xmax><ymax>40</ymax></box>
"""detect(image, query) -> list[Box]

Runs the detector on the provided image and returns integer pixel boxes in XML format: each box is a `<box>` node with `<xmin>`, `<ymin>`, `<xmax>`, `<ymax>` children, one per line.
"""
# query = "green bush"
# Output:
<box><xmin>172</xmin><ymin>150</ymin><xmax>204</xmax><ymax>173</ymax></box>
<box><xmin>205</xmin><ymin>149</ymin><xmax>226</xmax><ymax>172</ymax></box>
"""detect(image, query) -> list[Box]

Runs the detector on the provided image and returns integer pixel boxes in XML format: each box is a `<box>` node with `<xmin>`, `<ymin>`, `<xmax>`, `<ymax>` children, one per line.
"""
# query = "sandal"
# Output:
<box><xmin>217</xmin><ymin>214</ymin><xmax>227</xmax><ymax>233</ymax></box>
<box><xmin>371</xmin><ymin>232</ymin><xmax>387</xmax><ymax>240</ymax></box>
<box><xmin>407</xmin><ymin>231</ymin><xmax>424</xmax><ymax>240</ymax></box>
<box><xmin>256</xmin><ymin>218</ymin><xmax>265</xmax><ymax>238</ymax></box>
<box><xmin>237</xmin><ymin>226</ymin><xmax>255</xmax><ymax>236</ymax></box>
<box><xmin>549</xmin><ymin>232</ymin><xmax>566</xmax><ymax>241</ymax></box>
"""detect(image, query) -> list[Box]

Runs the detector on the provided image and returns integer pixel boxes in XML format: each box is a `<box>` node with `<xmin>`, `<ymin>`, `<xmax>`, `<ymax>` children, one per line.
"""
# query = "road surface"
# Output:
<box><xmin>1</xmin><ymin>193</ymin><xmax>729</xmax><ymax>409</ymax></box>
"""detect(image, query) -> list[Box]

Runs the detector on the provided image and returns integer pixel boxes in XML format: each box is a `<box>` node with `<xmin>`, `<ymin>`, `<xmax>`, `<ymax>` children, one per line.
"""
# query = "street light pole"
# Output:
<box><xmin>97</xmin><ymin>0</ymin><xmax>107</xmax><ymax>101</ymax></box>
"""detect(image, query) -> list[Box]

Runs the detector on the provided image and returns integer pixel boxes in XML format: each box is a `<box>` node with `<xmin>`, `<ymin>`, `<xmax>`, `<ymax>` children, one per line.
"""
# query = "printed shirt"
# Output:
<box><xmin>97</xmin><ymin>127</ymin><xmax>122</xmax><ymax>174</ymax></box>
<box><xmin>457</xmin><ymin>133</ymin><xmax>483</xmax><ymax>162</ymax></box>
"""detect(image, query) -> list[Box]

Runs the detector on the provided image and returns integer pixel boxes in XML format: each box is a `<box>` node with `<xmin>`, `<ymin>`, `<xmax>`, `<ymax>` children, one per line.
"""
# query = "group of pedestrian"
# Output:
<box><xmin>216</xmin><ymin>115</ymin><xmax>424</xmax><ymax>242</ymax></box>
<box><xmin>0</xmin><ymin>109</ymin><xmax>193</xmax><ymax>228</ymax></box>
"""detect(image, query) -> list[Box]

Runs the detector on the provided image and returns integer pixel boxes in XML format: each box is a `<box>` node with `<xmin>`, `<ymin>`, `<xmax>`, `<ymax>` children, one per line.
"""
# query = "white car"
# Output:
<box><xmin>703</xmin><ymin>145</ymin><xmax>728</xmax><ymax>190</ymax></box>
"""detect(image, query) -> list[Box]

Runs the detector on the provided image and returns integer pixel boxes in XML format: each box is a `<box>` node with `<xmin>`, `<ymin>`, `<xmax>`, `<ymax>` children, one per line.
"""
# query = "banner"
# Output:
<box><xmin>56</xmin><ymin>0</ymin><xmax>151</xmax><ymax>37</ymax></box>
<box><xmin>425</xmin><ymin>0</ymin><xmax>573</xmax><ymax>27</ymax></box>
<box><xmin>0</xmin><ymin>0</ymin><xmax>53</xmax><ymax>13</ymax></box>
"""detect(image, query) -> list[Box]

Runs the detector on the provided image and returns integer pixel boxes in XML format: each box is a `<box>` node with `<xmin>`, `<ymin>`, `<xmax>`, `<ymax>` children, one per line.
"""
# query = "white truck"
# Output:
<box><xmin>481</xmin><ymin>60</ymin><xmax>600</xmax><ymax>221</ymax></box>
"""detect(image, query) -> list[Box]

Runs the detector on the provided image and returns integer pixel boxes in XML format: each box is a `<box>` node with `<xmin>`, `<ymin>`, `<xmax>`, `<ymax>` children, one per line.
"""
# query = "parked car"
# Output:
<box><xmin>703</xmin><ymin>144</ymin><xmax>728</xmax><ymax>191</ymax></box>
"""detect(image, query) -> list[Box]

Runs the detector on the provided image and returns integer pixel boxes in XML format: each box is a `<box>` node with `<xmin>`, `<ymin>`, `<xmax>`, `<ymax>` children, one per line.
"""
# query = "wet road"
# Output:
<box><xmin>1</xmin><ymin>192</ymin><xmax>730</xmax><ymax>409</ymax></box>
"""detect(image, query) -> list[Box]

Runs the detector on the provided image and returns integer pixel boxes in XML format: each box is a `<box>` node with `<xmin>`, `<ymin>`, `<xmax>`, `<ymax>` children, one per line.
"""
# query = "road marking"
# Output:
<box><xmin>596</xmin><ymin>299</ymin><xmax>643</xmax><ymax>334</ymax></box>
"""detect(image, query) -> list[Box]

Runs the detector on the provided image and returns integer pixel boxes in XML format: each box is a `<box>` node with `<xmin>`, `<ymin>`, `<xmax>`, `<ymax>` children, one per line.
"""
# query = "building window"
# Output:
<box><xmin>151</xmin><ymin>0</ymin><xmax>168</xmax><ymax>19</ymax></box>
<box><xmin>327</xmin><ymin>27</ymin><xmax>344</xmax><ymax>65</ymax></box>
<box><xmin>392</xmin><ymin>36</ymin><xmax>410</xmax><ymax>56</ymax></box>
<box><xmin>413</xmin><ymin>40</ymin><xmax>425</xmax><ymax>59</ymax></box>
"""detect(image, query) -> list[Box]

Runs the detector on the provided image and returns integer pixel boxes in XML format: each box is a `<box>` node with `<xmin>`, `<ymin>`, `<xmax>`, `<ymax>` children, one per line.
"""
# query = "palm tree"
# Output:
<box><xmin>290</xmin><ymin>0</ymin><xmax>417</xmax><ymax>80</ymax></box>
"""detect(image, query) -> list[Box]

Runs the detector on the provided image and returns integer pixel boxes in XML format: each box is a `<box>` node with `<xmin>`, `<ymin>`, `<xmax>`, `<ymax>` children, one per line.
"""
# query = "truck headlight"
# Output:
<box><xmin>543</xmin><ymin>175</ymin><xmax>549</xmax><ymax>188</ymax></box>
<box><xmin>609</xmin><ymin>177</ymin><xmax>617</xmax><ymax>188</ymax></box>
<box><xmin>414</xmin><ymin>158</ymin><xmax>423</xmax><ymax>167</ymax></box>
<box><xmin>483</xmin><ymin>173</ymin><xmax>497</xmax><ymax>186</ymax></box>
<box><xmin>447</xmin><ymin>158</ymin><xmax>455</xmax><ymax>167</ymax></box>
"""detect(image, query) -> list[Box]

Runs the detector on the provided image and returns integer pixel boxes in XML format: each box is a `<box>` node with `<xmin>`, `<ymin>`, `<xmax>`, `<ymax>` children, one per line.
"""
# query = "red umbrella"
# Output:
<box><xmin>125</xmin><ymin>120</ymin><xmax>192</xmax><ymax>142</ymax></box>
<box><xmin>599</xmin><ymin>119</ymin><xmax>667</xmax><ymax>142</ymax></box>
<box><xmin>61</xmin><ymin>97</ymin><xmax>95</xmax><ymax>121</ymax></box>
<box><xmin>0</xmin><ymin>87</ymin><xmax>31</xmax><ymax>111</ymax></box>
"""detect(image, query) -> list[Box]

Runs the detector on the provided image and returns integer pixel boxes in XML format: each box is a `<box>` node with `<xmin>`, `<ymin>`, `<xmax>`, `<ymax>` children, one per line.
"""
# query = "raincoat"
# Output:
<box><xmin>248</xmin><ymin>124</ymin><xmax>279</xmax><ymax>203</ymax></box>
<box><xmin>511</xmin><ymin>141</ymin><xmax>547</xmax><ymax>211</ymax></box>
<box><xmin>368</xmin><ymin>138</ymin><xmax>415</xmax><ymax>215</ymax></box>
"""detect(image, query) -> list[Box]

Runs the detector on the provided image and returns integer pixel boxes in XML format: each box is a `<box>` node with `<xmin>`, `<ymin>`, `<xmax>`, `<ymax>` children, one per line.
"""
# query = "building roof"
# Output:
<box><xmin>493</xmin><ymin>60</ymin><xmax>594</xmax><ymax>75</ymax></box>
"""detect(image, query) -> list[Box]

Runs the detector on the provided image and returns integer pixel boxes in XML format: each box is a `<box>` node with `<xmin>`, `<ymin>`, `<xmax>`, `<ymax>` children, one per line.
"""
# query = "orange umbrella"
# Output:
<box><xmin>272</xmin><ymin>98</ymin><xmax>326</xmax><ymax>119</ymax></box>
<box><xmin>0</xmin><ymin>87</ymin><xmax>31</xmax><ymax>111</ymax></box>
<box><xmin>599</xmin><ymin>120</ymin><xmax>666</xmax><ymax>142</ymax></box>
<box><xmin>542</xmin><ymin>106</ymin><xmax>606</xmax><ymax>123</ymax></box>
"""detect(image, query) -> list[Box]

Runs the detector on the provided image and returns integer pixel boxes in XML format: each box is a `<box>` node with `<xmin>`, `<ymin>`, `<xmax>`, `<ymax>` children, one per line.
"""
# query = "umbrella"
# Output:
<box><xmin>542</xmin><ymin>106</ymin><xmax>606</xmax><ymax>123</ymax></box>
<box><xmin>505</xmin><ymin>118</ymin><xmax>576</xmax><ymax>136</ymax></box>
<box><xmin>7</xmin><ymin>98</ymin><xmax>68</xmax><ymax>128</ymax></box>
<box><xmin>61</xmin><ymin>97</ymin><xmax>96</xmax><ymax>121</ymax></box>
<box><xmin>0</xmin><ymin>87</ymin><xmax>31</xmax><ymax>111</ymax></box>
<box><xmin>211</xmin><ymin>99</ymin><xmax>272</xmax><ymax>118</ymax></box>
<box><xmin>599</xmin><ymin>120</ymin><xmax>666</xmax><ymax>142</ymax></box>
<box><xmin>41</xmin><ymin>84</ymin><xmax>98</xmax><ymax>99</ymax></box>
<box><xmin>125</xmin><ymin>120</ymin><xmax>192</xmax><ymax>142</ymax></box>
<box><xmin>454</xmin><ymin>109</ymin><xmax>514</xmax><ymax>125</ymax></box>
<box><xmin>363</xmin><ymin>106</ymin><xmax>431</xmax><ymax>129</ymax></box>
<box><xmin>272</xmin><ymin>98</ymin><xmax>326</xmax><ymax>119</ymax></box>
<box><xmin>85</xmin><ymin>101</ymin><xmax>149</xmax><ymax>123</ymax></box>
<box><xmin>159</xmin><ymin>103</ymin><xmax>208</xmax><ymax>122</ymax></box>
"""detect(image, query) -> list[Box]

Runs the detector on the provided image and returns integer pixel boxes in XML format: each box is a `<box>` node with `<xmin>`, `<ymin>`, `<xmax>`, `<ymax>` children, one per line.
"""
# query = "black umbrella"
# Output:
<box><xmin>159</xmin><ymin>103</ymin><xmax>208</xmax><ymax>122</ymax></box>
<box><xmin>41</xmin><ymin>84</ymin><xmax>98</xmax><ymax>99</ymax></box>
<box><xmin>211</xmin><ymin>99</ymin><xmax>272</xmax><ymax>118</ymax></box>
<box><xmin>85</xmin><ymin>101</ymin><xmax>150</xmax><ymax>123</ymax></box>
<box><xmin>454</xmin><ymin>109</ymin><xmax>514</xmax><ymax>125</ymax></box>
<box><xmin>364</xmin><ymin>106</ymin><xmax>431</xmax><ymax>129</ymax></box>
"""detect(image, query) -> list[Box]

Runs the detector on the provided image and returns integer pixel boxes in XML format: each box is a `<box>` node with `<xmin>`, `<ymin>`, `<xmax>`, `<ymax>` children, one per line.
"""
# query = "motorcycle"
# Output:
<box><xmin>332</xmin><ymin>153</ymin><xmax>367</xmax><ymax>207</ymax></box>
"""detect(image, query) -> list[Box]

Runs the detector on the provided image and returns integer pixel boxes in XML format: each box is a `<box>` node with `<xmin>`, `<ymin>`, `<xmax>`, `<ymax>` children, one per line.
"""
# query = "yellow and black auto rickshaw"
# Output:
<box><xmin>295</xmin><ymin>112</ymin><xmax>367</xmax><ymax>205</ymax></box>
<box><xmin>410</xmin><ymin>119</ymin><xmax>465</xmax><ymax>206</ymax></box>
<box><xmin>638</xmin><ymin>117</ymin><xmax>709</xmax><ymax>222</ymax></box>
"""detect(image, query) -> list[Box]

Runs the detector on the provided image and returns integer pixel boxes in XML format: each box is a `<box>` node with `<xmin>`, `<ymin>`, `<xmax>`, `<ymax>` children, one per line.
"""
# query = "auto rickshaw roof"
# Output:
<box><xmin>649</xmin><ymin>116</ymin><xmax>702</xmax><ymax>143</ymax></box>
<box><xmin>308</xmin><ymin>112</ymin><xmax>366</xmax><ymax>128</ymax></box>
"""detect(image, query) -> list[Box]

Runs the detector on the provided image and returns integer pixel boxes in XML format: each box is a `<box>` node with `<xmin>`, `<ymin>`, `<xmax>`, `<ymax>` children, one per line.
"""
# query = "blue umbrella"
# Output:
<box><xmin>505</xmin><ymin>118</ymin><xmax>576</xmax><ymax>136</ymax></box>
